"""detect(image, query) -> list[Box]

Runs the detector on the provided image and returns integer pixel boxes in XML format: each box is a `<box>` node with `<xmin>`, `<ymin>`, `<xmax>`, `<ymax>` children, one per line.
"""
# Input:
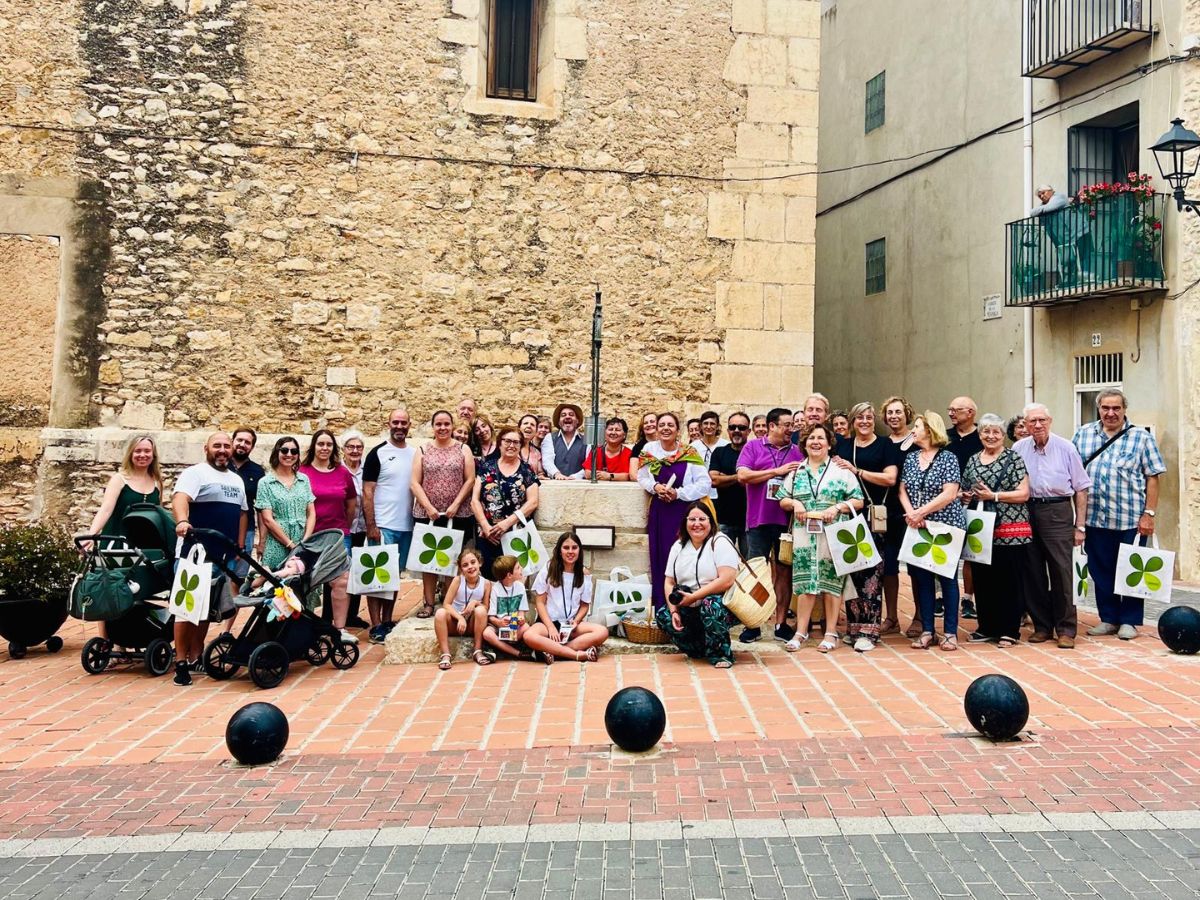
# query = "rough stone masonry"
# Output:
<box><xmin>0</xmin><ymin>0</ymin><xmax>819</xmax><ymax>524</ymax></box>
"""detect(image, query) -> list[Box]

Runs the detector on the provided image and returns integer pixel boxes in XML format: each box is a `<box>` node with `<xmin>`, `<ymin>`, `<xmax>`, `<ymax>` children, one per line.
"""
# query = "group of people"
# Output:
<box><xmin>84</xmin><ymin>386</ymin><xmax>1165</xmax><ymax>680</ymax></box>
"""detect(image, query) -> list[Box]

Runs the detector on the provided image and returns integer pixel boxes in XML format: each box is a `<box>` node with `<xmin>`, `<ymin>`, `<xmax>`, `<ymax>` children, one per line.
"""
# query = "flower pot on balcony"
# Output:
<box><xmin>1118</xmin><ymin>259</ymin><xmax>1135</xmax><ymax>279</ymax></box>
<box><xmin>1135</xmin><ymin>257</ymin><xmax>1164</xmax><ymax>280</ymax></box>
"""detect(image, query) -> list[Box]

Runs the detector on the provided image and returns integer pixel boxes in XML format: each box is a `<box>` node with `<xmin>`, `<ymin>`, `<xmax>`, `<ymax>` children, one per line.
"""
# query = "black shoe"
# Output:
<box><xmin>934</xmin><ymin>598</ymin><xmax>945</xmax><ymax>616</ymax></box>
<box><xmin>739</xmin><ymin>627</ymin><xmax>761</xmax><ymax>644</ymax></box>
<box><xmin>960</xmin><ymin>597</ymin><xmax>977</xmax><ymax>620</ymax></box>
<box><xmin>774</xmin><ymin>623</ymin><xmax>796</xmax><ymax>642</ymax></box>
<box><xmin>346</xmin><ymin>615</ymin><xmax>371</xmax><ymax>630</ymax></box>
<box><xmin>968</xmin><ymin>631</ymin><xmax>995</xmax><ymax>643</ymax></box>
<box><xmin>174</xmin><ymin>661</ymin><xmax>192</xmax><ymax>686</ymax></box>
<box><xmin>189</xmin><ymin>658</ymin><xmax>206</xmax><ymax>675</ymax></box>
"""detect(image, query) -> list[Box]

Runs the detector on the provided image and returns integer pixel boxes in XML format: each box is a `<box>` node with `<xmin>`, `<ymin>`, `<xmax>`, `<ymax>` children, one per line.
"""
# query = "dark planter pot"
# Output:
<box><xmin>0</xmin><ymin>594</ymin><xmax>69</xmax><ymax>658</ymax></box>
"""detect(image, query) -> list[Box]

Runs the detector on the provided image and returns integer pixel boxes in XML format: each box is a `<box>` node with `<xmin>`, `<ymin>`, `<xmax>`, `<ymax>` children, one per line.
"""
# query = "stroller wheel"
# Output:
<box><xmin>203</xmin><ymin>633</ymin><xmax>240</xmax><ymax>681</ymax></box>
<box><xmin>249</xmin><ymin>641</ymin><xmax>290</xmax><ymax>690</ymax></box>
<box><xmin>144</xmin><ymin>638</ymin><xmax>174</xmax><ymax>677</ymax></box>
<box><xmin>306</xmin><ymin>636</ymin><xmax>332</xmax><ymax>667</ymax></box>
<box><xmin>81</xmin><ymin>637</ymin><xmax>111</xmax><ymax>674</ymax></box>
<box><xmin>8</xmin><ymin>643</ymin><xmax>26</xmax><ymax>660</ymax></box>
<box><xmin>45</xmin><ymin>636</ymin><xmax>64</xmax><ymax>653</ymax></box>
<box><xmin>330</xmin><ymin>640</ymin><xmax>360</xmax><ymax>670</ymax></box>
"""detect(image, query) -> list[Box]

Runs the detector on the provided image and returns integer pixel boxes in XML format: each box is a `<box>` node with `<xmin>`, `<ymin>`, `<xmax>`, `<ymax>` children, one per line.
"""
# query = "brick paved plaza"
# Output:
<box><xmin>1</xmin><ymin>581</ymin><xmax>1199</xmax><ymax>898</ymax></box>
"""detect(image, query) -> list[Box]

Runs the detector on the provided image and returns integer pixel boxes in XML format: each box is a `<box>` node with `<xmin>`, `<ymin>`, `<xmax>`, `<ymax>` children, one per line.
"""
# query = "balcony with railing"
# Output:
<box><xmin>1005</xmin><ymin>192</ymin><xmax>1167</xmax><ymax>307</ymax></box>
<box><xmin>1024</xmin><ymin>0</ymin><xmax>1155</xmax><ymax>78</ymax></box>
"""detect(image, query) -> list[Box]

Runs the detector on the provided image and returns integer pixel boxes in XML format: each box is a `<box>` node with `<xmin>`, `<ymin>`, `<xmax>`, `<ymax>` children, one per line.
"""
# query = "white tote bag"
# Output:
<box><xmin>1115</xmin><ymin>534</ymin><xmax>1175</xmax><ymax>602</ymax></box>
<box><xmin>1071</xmin><ymin>545</ymin><xmax>1092</xmax><ymax>606</ymax></box>
<box><xmin>501</xmin><ymin>511</ymin><xmax>549</xmax><ymax>578</ymax></box>
<box><xmin>348</xmin><ymin>541</ymin><xmax>401</xmax><ymax>597</ymax></box>
<box><xmin>406</xmin><ymin>520</ymin><xmax>463</xmax><ymax>578</ymax></box>
<box><xmin>899</xmin><ymin>521</ymin><xmax>965</xmax><ymax>579</ymax></box>
<box><xmin>823</xmin><ymin>514</ymin><xmax>881</xmax><ymax>577</ymax></box>
<box><xmin>960</xmin><ymin>502</ymin><xmax>997</xmax><ymax>566</ymax></box>
<box><xmin>169</xmin><ymin>542</ymin><xmax>212</xmax><ymax>626</ymax></box>
<box><xmin>589</xmin><ymin>567</ymin><xmax>652</xmax><ymax>628</ymax></box>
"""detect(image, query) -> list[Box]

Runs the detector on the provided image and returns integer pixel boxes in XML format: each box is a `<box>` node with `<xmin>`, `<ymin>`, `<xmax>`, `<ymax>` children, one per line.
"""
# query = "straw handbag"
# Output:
<box><xmin>722</xmin><ymin>546</ymin><xmax>776</xmax><ymax>629</ymax></box>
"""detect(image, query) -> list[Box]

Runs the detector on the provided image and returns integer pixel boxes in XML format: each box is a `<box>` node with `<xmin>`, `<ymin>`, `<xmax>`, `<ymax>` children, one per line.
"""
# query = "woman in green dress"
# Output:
<box><xmin>254</xmin><ymin>437</ymin><xmax>316</xmax><ymax>572</ymax></box>
<box><xmin>84</xmin><ymin>434</ymin><xmax>165</xmax><ymax>644</ymax></box>
<box><xmin>779</xmin><ymin>423</ymin><xmax>864</xmax><ymax>653</ymax></box>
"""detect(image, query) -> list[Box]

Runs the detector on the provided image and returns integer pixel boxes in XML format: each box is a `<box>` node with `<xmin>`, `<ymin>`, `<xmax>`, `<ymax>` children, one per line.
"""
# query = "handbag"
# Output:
<box><xmin>721</xmin><ymin>537</ymin><xmax>775</xmax><ymax>628</ymax></box>
<box><xmin>961</xmin><ymin>501</ymin><xmax>997</xmax><ymax>566</ymax></box>
<box><xmin>898</xmin><ymin>521</ymin><xmax>965</xmax><ymax>579</ymax></box>
<box><xmin>406</xmin><ymin>519</ymin><xmax>463</xmax><ymax>578</ymax></box>
<box><xmin>1071</xmin><ymin>545</ymin><xmax>1092</xmax><ymax>606</ymax></box>
<box><xmin>590</xmin><ymin>566</ymin><xmax>652</xmax><ymax>628</ymax></box>
<box><xmin>70</xmin><ymin>569</ymin><xmax>136</xmax><ymax>622</ymax></box>
<box><xmin>1114</xmin><ymin>533</ymin><xmax>1174</xmax><ymax>601</ymax></box>
<box><xmin>348</xmin><ymin>540</ymin><xmax>401</xmax><ymax>597</ymax></box>
<box><xmin>823</xmin><ymin>513</ymin><xmax>880</xmax><ymax>576</ymax></box>
<box><xmin>501</xmin><ymin>510</ymin><xmax>549</xmax><ymax>577</ymax></box>
<box><xmin>169</xmin><ymin>542</ymin><xmax>213</xmax><ymax>625</ymax></box>
<box><xmin>777</xmin><ymin>472</ymin><xmax>796</xmax><ymax>562</ymax></box>
<box><xmin>852</xmin><ymin>442</ymin><xmax>889</xmax><ymax>534</ymax></box>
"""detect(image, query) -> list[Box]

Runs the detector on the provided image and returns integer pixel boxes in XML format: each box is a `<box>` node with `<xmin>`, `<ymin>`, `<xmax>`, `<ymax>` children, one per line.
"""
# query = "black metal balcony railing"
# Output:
<box><xmin>1005</xmin><ymin>192</ymin><xmax>1167</xmax><ymax>307</ymax></box>
<box><xmin>1024</xmin><ymin>0</ymin><xmax>1154</xmax><ymax>78</ymax></box>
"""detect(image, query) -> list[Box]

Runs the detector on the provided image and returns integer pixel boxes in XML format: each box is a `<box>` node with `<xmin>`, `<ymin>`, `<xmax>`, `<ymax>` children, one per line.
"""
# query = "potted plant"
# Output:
<box><xmin>1076</xmin><ymin>173</ymin><xmax>1156</xmax><ymax>281</ymax></box>
<box><xmin>0</xmin><ymin>523</ymin><xmax>78</xmax><ymax>658</ymax></box>
<box><xmin>1131</xmin><ymin>211</ymin><xmax>1164</xmax><ymax>280</ymax></box>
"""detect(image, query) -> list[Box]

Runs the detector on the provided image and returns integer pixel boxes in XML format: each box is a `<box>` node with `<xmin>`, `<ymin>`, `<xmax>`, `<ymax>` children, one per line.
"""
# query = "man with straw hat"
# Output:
<box><xmin>541</xmin><ymin>402</ymin><xmax>590</xmax><ymax>479</ymax></box>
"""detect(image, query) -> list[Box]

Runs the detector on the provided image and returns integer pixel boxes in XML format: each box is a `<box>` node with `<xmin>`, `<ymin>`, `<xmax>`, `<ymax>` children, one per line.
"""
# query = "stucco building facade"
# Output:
<box><xmin>815</xmin><ymin>0</ymin><xmax>1200</xmax><ymax>578</ymax></box>
<box><xmin>0</xmin><ymin>0</ymin><xmax>820</xmax><ymax>524</ymax></box>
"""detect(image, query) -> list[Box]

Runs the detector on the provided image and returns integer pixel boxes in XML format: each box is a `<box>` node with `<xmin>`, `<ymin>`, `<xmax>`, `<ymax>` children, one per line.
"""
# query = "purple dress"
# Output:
<box><xmin>648</xmin><ymin>459</ymin><xmax>691</xmax><ymax>609</ymax></box>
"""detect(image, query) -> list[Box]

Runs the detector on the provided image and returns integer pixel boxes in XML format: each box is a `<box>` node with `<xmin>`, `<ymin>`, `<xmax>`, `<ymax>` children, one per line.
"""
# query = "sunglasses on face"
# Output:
<box><xmin>728</xmin><ymin>424</ymin><xmax>749</xmax><ymax>431</ymax></box>
<box><xmin>279</xmin><ymin>448</ymin><xmax>299</xmax><ymax>456</ymax></box>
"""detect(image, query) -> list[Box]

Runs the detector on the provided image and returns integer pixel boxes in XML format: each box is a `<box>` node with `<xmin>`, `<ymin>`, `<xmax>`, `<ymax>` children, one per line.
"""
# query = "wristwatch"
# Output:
<box><xmin>1075</xmin><ymin>526</ymin><xmax>1086</xmax><ymax>533</ymax></box>
<box><xmin>1143</xmin><ymin>509</ymin><xmax>1156</xmax><ymax>518</ymax></box>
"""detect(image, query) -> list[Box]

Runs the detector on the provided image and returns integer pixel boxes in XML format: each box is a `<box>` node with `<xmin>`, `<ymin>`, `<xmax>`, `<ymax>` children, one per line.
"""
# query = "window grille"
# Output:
<box><xmin>865</xmin><ymin>238</ymin><xmax>886</xmax><ymax>295</ymax></box>
<box><xmin>865</xmin><ymin>71</ymin><xmax>885</xmax><ymax>133</ymax></box>
<box><xmin>488</xmin><ymin>0</ymin><xmax>540</xmax><ymax>101</ymax></box>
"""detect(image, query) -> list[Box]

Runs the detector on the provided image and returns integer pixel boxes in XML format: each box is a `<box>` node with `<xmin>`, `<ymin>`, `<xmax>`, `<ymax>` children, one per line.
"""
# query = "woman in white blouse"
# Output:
<box><xmin>636</xmin><ymin>412</ymin><xmax>713</xmax><ymax>609</ymax></box>
<box><xmin>655</xmin><ymin>502</ymin><xmax>740</xmax><ymax>668</ymax></box>
<box><xmin>524</xmin><ymin>532</ymin><xmax>608</xmax><ymax>663</ymax></box>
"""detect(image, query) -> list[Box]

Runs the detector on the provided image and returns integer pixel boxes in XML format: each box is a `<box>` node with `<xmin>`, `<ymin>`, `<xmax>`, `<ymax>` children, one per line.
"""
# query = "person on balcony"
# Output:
<box><xmin>1030</xmin><ymin>183</ymin><xmax>1089</xmax><ymax>284</ymax></box>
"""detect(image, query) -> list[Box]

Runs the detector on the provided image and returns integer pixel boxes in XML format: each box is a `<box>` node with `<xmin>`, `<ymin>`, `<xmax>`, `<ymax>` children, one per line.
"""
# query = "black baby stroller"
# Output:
<box><xmin>72</xmin><ymin>503</ymin><xmax>178</xmax><ymax>677</ymax></box>
<box><xmin>199</xmin><ymin>528</ymin><xmax>359</xmax><ymax>689</ymax></box>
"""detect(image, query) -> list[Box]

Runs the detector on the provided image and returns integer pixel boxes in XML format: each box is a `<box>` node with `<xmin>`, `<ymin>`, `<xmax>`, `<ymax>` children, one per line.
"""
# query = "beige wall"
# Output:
<box><xmin>816</xmin><ymin>0</ymin><xmax>1197</xmax><ymax>576</ymax></box>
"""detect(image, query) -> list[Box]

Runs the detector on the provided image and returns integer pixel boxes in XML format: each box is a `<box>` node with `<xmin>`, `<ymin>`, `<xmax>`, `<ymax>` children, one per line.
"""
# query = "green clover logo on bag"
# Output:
<box><xmin>835</xmin><ymin>523</ymin><xmax>875</xmax><ymax>564</ymax></box>
<box><xmin>174</xmin><ymin>572</ymin><xmax>200</xmax><ymax>612</ymax></box>
<box><xmin>359</xmin><ymin>550</ymin><xmax>391</xmax><ymax>586</ymax></box>
<box><xmin>1075</xmin><ymin>560</ymin><xmax>1089</xmax><ymax>598</ymax></box>
<box><xmin>912</xmin><ymin>527</ymin><xmax>953</xmax><ymax>565</ymax></box>
<box><xmin>966</xmin><ymin>517</ymin><xmax>986</xmax><ymax>555</ymax></box>
<box><xmin>1124</xmin><ymin>552</ymin><xmax>1163</xmax><ymax>592</ymax></box>
<box><xmin>510</xmin><ymin>535</ymin><xmax>540</xmax><ymax>568</ymax></box>
<box><xmin>613</xmin><ymin>588</ymin><xmax>646</xmax><ymax>620</ymax></box>
<box><xmin>418</xmin><ymin>532</ymin><xmax>454</xmax><ymax>568</ymax></box>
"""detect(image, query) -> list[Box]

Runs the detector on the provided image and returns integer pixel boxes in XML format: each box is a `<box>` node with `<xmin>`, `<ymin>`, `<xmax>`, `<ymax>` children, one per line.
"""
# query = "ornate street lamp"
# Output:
<box><xmin>1151</xmin><ymin>118</ymin><xmax>1200</xmax><ymax>214</ymax></box>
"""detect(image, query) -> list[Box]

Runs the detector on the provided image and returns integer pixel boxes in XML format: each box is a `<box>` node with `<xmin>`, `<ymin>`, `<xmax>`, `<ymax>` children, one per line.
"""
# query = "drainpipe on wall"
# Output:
<box><xmin>1021</xmin><ymin>4</ymin><xmax>1035</xmax><ymax>405</ymax></box>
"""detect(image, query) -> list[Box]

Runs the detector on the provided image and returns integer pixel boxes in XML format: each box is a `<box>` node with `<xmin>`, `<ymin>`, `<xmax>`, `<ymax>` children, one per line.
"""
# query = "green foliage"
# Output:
<box><xmin>0</xmin><ymin>522</ymin><xmax>78</xmax><ymax>602</ymax></box>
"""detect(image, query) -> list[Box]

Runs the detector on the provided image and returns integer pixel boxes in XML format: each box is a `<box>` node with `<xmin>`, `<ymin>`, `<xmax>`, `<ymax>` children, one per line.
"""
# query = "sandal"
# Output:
<box><xmin>437</xmin><ymin>653</ymin><xmax>452</xmax><ymax>670</ymax></box>
<box><xmin>713</xmin><ymin>659</ymin><xmax>733</xmax><ymax>669</ymax></box>
<box><xmin>940</xmin><ymin>635</ymin><xmax>958</xmax><ymax>652</ymax></box>
<box><xmin>473</xmin><ymin>649</ymin><xmax>493</xmax><ymax>666</ymax></box>
<box><xmin>416</xmin><ymin>603</ymin><xmax>435</xmax><ymax>619</ymax></box>
<box><xmin>584</xmin><ymin>647</ymin><xmax>599</xmax><ymax>663</ymax></box>
<box><xmin>905</xmin><ymin>620</ymin><xmax>924</xmax><ymax>639</ymax></box>
<box><xmin>542</xmin><ymin>651</ymin><xmax>555</xmax><ymax>666</ymax></box>
<box><xmin>785</xmin><ymin>633</ymin><xmax>807</xmax><ymax>652</ymax></box>
<box><xmin>911</xmin><ymin>632</ymin><xmax>935</xmax><ymax>650</ymax></box>
<box><xmin>880</xmin><ymin>618</ymin><xmax>900</xmax><ymax>635</ymax></box>
<box><xmin>817</xmin><ymin>634</ymin><xmax>837</xmax><ymax>653</ymax></box>
<box><xmin>998</xmin><ymin>636</ymin><xmax>1017</xmax><ymax>648</ymax></box>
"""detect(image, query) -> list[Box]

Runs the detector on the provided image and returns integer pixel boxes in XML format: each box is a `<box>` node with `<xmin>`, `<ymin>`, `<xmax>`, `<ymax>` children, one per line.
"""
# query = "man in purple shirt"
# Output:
<box><xmin>736</xmin><ymin>407</ymin><xmax>804</xmax><ymax>643</ymax></box>
<box><xmin>1013</xmin><ymin>403</ymin><xmax>1091</xmax><ymax>649</ymax></box>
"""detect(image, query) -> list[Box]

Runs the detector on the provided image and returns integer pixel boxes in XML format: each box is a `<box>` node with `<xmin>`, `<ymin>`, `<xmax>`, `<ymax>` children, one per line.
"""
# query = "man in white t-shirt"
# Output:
<box><xmin>171</xmin><ymin>432</ymin><xmax>248</xmax><ymax>686</ymax></box>
<box><xmin>362</xmin><ymin>408</ymin><xmax>416</xmax><ymax>638</ymax></box>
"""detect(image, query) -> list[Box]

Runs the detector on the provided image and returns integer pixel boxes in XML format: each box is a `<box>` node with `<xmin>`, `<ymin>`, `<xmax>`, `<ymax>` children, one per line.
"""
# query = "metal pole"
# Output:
<box><xmin>590</xmin><ymin>288</ymin><xmax>603</xmax><ymax>484</ymax></box>
<box><xmin>1022</xmin><ymin>0</ymin><xmax>1035</xmax><ymax>406</ymax></box>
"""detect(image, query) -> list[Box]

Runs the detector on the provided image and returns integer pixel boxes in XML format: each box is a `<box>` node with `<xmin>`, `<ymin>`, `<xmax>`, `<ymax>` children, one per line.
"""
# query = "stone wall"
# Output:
<box><xmin>0</xmin><ymin>0</ymin><xmax>820</xmax><ymax>527</ymax></box>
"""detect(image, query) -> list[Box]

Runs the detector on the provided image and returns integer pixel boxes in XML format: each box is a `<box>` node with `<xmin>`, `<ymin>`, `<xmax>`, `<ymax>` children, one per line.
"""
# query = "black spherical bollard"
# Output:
<box><xmin>604</xmin><ymin>686</ymin><xmax>666</xmax><ymax>753</ymax></box>
<box><xmin>964</xmin><ymin>674</ymin><xmax>1029</xmax><ymax>741</ymax></box>
<box><xmin>226</xmin><ymin>702</ymin><xmax>289</xmax><ymax>766</ymax></box>
<box><xmin>1158</xmin><ymin>605</ymin><xmax>1200</xmax><ymax>655</ymax></box>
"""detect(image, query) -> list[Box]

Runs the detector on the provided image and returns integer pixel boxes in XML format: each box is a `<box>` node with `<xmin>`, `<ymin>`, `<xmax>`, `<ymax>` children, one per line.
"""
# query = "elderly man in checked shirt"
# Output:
<box><xmin>1013</xmin><ymin>403</ymin><xmax>1091</xmax><ymax>649</ymax></box>
<box><xmin>1072</xmin><ymin>389</ymin><xmax>1166</xmax><ymax>640</ymax></box>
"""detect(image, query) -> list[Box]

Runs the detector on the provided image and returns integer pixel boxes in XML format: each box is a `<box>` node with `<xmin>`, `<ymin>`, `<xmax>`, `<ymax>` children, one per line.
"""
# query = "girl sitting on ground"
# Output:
<box><xmin>434</xmin><ymin>547</ymin><xmax>493</xmax><ymax>670</ymax></box>
<box><xmin>482</xmin><ymin>555</ymin><xmax>530</xmax><ymax>660</ymax></box>
<box><xmin>524</xmin><ymin>532</ymin><xmax>608</xmax><ymax>664</ymax></box>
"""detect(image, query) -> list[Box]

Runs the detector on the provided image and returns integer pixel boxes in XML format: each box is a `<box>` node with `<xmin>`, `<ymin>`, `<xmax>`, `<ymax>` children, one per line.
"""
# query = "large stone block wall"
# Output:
<box><xmin>0</xmin><ymin>0</ymin><xmax>820</xmax><ymax>527</ymax></box>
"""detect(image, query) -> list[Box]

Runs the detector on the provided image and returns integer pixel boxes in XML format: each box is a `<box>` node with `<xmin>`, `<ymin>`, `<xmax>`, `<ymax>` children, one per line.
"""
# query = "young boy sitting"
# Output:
<box><xmin>482</xmin><ymin>555</ymin><xmax>529</xmax><ymax>659</ymax></box>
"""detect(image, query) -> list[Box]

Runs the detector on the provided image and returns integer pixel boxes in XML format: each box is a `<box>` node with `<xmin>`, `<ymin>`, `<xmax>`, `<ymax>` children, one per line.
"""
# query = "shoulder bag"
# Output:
<box><xmin>853</xmin><ymin>442</ymin><xmax>889</xmax><ymax>534</ymax></box>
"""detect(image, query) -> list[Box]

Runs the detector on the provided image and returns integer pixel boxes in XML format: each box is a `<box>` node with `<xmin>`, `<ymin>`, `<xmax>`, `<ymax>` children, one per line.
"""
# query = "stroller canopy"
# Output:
<box><xmin>294</xmin><ymin>529</ymin><xmax>350</xmax><ymax>587</ymax></box>
<box><xmin>122</xmin><ymin>503</ymin><xmax>177</xmax><ymax>560</ymax></box>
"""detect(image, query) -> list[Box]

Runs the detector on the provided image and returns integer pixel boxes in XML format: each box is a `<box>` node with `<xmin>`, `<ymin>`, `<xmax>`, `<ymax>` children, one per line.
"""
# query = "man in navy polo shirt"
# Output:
<box><xmin>171</xmin><ymin>432</ymin><xmax>248</xmax><ymax>685</ymax></box>
<box><xmin>230</xmin><ymin>426</ymin><xmax>264</xmax><ymax>589</ymax></box>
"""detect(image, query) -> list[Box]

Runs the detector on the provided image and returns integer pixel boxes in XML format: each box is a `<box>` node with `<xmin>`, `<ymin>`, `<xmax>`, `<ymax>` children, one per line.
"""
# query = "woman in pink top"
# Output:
<box><xmin>299</xmin><ymin>429</ymin><xmax>358</xmax><ymax>643</ymax></box>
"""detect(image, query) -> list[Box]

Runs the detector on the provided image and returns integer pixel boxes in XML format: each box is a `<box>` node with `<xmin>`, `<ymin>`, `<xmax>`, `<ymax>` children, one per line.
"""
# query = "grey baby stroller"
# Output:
<box><xmin>72</xmin><ymin>503</ymin><xmax>178</xmax><ymax>677</ymax></box>
<box><xmin>199</xmin><ymin>528</ymin><xmax>358</xmax><ymax>689</ymax></box>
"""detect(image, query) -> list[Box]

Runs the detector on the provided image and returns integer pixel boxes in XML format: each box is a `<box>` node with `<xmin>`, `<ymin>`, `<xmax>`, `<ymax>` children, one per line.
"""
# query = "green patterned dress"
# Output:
<box><xmin>784</xmin><ymin>460</ymin><xmax>863</xmax><ymax>596</ymax></box>
<box><xmin>254</xmin><ymin>472</ymin><xmax>315</xmax><ymax>569</ymax></box>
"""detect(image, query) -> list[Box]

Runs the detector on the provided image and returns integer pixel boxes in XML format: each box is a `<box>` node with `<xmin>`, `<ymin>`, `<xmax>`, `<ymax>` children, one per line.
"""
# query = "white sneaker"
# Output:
<box><xmin>339</xmin><ymin>629</ymin><xmax>359</xmax><ymax>644</ymax></box>
<box><xmin>853</xmin><ymin>636</ymin><xmax>875</xmax><ymax>653</ymax></box>
<box><xmin>1086</xmin><ymin>622</ymin><xmax>1119</xmax><ymax>636</ymax></box>
<box><xmin>1117</xmin><ymin>624</ymin><xmax>1138</xmax><ymax>640</ymax></box>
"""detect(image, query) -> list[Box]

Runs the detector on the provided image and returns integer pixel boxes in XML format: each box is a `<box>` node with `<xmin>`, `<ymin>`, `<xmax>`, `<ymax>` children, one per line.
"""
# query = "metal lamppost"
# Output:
<box><xmin>1151</xmin><ymin>118</ymin><xmax>1200</xmax><ymax>215</ymax></box>
<box><xmin>589</xmin><ymin>288</ymin><xmax>603</xmax><ymax>484</ymax></box>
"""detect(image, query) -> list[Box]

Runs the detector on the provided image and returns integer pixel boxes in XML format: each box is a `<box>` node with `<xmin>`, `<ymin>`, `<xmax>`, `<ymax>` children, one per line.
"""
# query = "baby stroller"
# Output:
<box><xmin>72</xmin><ymin>503</ymin><xmax>178</xmax><ymax>677</ymax></box>
<box><xmin>199</xmin><ymin>528</ymin><xmax>358</xmax><ymax>689</ymax></box>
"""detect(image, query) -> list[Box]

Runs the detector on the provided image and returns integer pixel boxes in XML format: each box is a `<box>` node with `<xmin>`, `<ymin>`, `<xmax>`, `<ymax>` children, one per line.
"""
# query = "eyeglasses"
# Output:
<box><xmin>499</xmin><ymin>438</ymin><xmax>521</xmax><ymax>446</ymax></box>
<box><xmin>279</xmin><ymin>448</ymin><xmax>298</xmax><ymax>456</ymax></box>
<box><xmin>947</xmin><ymin>407</ymin><xmax>968</xmax><ymax>413</ymax></box>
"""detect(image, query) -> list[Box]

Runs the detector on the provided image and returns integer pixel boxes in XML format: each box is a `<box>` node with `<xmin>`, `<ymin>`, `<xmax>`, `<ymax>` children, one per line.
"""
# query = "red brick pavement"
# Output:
<box><xmin>2</xmin><ymin>726</ymin><xmax>1197</xmax><ymax>840</ymax></box>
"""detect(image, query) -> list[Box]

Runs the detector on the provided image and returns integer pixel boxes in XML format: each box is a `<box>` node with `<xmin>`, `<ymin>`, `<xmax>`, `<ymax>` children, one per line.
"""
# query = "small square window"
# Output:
<box><xmin>865</xmin><ymin>238</ymin><xmax>886</xmax><ymax>295</ymax></box>
<box><xmin>865</xmin><ymin>71</ymin><xmax>885</xmax><ymax>133</ymax></box>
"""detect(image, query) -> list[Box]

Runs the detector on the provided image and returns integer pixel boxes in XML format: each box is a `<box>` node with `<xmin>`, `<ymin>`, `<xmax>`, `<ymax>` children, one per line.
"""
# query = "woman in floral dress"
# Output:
<box><xmin>471</xmin><ymin>425</ymin><xmax>540</xmax><ymax>578</ymax></box>
<box><xmin>779</xmin><ymin>423</ymin><xmax>864</xmax><ymax>653</ymax></box>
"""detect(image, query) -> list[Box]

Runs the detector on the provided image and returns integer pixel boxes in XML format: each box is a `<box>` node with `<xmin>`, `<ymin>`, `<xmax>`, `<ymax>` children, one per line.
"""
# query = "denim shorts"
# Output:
<box><xmin>748</xmin><ymin>523</ymin><xmax>786</xmax><ymax>562</ymax></box>
<box><xmin>378</xmin><ymin>528</ymin><xmax>413</xmax><ymax>575</ymax></box>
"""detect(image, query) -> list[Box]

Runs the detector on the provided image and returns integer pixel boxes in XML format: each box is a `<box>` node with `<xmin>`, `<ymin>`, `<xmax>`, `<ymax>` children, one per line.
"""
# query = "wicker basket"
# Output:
<box><xmin>621</xmin><ymin>617</ymin><xmax>670</xmax><ymax>645</ymax></box>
